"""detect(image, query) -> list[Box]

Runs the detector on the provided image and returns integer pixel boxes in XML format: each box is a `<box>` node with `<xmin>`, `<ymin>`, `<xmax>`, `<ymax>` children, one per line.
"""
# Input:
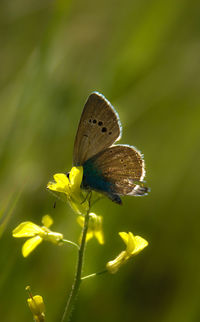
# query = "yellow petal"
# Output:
<box><xmin>42</xmin><ymin>215</ymin><xmax>53</xmax><ymax>228</ymax></box>
<box><xmin>22</xmin><ymin>236</ymin><xmax>42</xmax><ymax>257</ymax></box>
<box><xmin>126</xmin><ymin>232</ymin><xmax>136</xmax><ymax>254</ymax></box>
<box><xmin>54</xmin><ymin>173</ymin><xmax>69</xmax><ymax>185</ymax></box>
<box><xmin>85</xmin><ymin>230</ymin><xmax>94</xmax><ymax>242</ymax></box>
<box><xmin>69</xmin><ymin>166</ymin><xmax>83</xmax><ymax>191</ymax></box>
<box><xmin>47</xmin><ymin>181</ymin><xmax>56</xmax><ymax>190</ymax></box>
<box><xmin>119</xmin><ymin>232</ymin><xmax>129</xmax><ymax>246</ymax></box>
<box><xmin>119</xmin><ymin>232</ymin><xmax>148</xmax><ymax>256</ymax></box>
<box><xmin>119</xmin><ymin>232</ymin><xmax>136</xmax><ymax>253</ymax></box>
<box><xmin>47</xmin><ymin>173</ymin><xmax>70</xmax><ymax>193</ymax></box>
<box><xmin>77</xmin><ymin>215</ymin><xmax>84</xmax><ymax>227</ymax></box>
<box><xmin>12</xmin><ymin>222</ymin><xmax>43</xmax><ymax>237</ymax></box>
<box><xmin>95</xmin><ymin>231</ymin><xmax>104</xmax><ymax>244</ymax></box>
<box><xmin>131</xmin><ymin>235</ymin><xmax>148</xmax><ymax>256</ymax></box>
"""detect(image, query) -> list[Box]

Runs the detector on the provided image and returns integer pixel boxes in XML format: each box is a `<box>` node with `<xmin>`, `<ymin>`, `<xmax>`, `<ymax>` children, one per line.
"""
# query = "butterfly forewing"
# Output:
<box><xmin>89</xmin><ymin>145</ymin><xmax>146</xmax><ymax>196</ymax></box>
<box><xmin>73</xmin><ymin>92</ymin><xmax>121</xmax><ymax>165</ymax></box>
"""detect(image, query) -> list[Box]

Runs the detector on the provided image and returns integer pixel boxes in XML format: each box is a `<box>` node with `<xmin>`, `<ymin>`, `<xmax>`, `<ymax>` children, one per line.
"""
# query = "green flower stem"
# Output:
<box><xmin>61</xmin><ymin>209</ymin><xmax>90</xmax><ymax>322</ymax></box>
<box><xmin>81</xmin><ymin>269</ymin><xmax>108</xmax><ymax>281</ymax></box>
<box><xmin>62</xmin><ymin>239</ymin><xmax>80</xmax><ymax>249</ymax></box>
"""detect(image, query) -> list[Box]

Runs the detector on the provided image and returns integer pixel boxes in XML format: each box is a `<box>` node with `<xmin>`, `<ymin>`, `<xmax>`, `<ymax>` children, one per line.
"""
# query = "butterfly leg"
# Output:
<box><xmin>81</xmin><ymin>190</ymin><xmax>92</xmax><ymax>205</ymax></box>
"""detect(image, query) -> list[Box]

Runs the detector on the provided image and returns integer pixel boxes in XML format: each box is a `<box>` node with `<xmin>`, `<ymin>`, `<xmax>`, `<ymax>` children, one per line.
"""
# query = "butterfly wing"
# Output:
<box><xmin>82</xmin><ymin>145</ymin><xmax>147</xmax><ymax>204</ymax></box>
<box><xmin>73</xmin><ymin>92</ymin><xmax>122</xmax><ymax>166</ymax></box>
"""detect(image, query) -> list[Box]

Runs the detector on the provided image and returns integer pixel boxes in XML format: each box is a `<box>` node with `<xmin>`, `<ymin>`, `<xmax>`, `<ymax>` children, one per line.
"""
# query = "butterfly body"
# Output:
<box><xmin>82</xmin><ymin>157</ymin><xmax>121</xmax><ymax>203</ymax></box>
<box><xmin>82</xmin><ymin>159</ymin><xmax>111</xmax><ymax>192</ymax></box>
<box><xmin>73</xmin><ymin>92</ymin><xmax>148</xmax><ymax>204</ymax></box>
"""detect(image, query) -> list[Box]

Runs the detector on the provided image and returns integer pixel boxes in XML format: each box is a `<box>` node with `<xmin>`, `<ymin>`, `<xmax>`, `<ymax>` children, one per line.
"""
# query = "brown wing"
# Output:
<box><xmin>91</xmin><ymin>145</ymin><xmax>147</xmax><ymax>196</ymax></box>
<box><xmin>73</xmin><ymin>92</ymin><xmax>121</xmax><ymax>165</ymax></box>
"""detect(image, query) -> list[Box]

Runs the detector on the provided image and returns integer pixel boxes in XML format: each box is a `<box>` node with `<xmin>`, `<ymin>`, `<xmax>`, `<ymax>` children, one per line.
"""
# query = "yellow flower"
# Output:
<box><xmin>12</xmin><ymin>215</ymin><xmax>63</xmax><ymax>257</ymax></box>
<box><xmin>26</xmin><ymin>286</ymin><xmax>45</xmax><ymax>322</ymax></box>
<box><xmin>77</xmin><ymin>213</ymin><xmax>104</xmax><ymax>244</ymax></box>
<box><xmin>106</xmin><ymin>232</ymin><xmax>148</xmax><ymax>274</ymax></box>
<box><xmin>47</xmin><ymin>166</ymin><xmax>89</xmax><ymax>215</ymax></box>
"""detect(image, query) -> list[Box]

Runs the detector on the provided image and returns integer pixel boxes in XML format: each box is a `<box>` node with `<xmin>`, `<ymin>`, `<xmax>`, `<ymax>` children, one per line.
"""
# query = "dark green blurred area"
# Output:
<box><xmin>1</xmin><ymin>0</ymin><xmax>200</xmax><ymax>321</ymax></box>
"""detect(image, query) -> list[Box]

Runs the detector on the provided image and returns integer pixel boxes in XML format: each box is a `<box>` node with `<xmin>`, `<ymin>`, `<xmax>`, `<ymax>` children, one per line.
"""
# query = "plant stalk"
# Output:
<box><xmin>61</xmin><ymin>209</ymin><xmax>90</xmax><ymax>322</ymax></box>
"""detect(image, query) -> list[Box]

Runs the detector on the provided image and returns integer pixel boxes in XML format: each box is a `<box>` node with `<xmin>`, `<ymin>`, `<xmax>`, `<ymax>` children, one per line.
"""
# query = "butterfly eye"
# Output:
<box><xmin>66</xmin><ymin>172</ymin><xmax>70</xmax><ymax>179</ymax></box>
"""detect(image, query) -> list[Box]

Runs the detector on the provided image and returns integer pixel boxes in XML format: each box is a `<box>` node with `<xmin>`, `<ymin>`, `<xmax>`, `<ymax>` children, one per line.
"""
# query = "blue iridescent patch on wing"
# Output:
<box><xmin>82</xmin><ymin>159</ymin><xmax>113</xmax><ymax>193</ymax></box>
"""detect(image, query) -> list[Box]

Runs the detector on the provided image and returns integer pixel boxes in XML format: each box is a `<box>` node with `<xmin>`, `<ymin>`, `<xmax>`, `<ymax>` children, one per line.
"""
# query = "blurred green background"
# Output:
<box><xmin>1</xmin><ymin>0</ymin><xmax>200</xmax><ymax>321</ymax></box>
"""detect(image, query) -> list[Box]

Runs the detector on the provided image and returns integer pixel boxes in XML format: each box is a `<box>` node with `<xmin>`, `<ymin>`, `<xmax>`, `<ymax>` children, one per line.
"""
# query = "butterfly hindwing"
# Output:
<box><xmin>73</xmin><ymin>92</ymin><xmax>122</xmax><ymax>166</ymax></box>
<box><xmin>82</xmin><ymin>145</ymin><xmax>147</xmax><ymax>202</ymax></box>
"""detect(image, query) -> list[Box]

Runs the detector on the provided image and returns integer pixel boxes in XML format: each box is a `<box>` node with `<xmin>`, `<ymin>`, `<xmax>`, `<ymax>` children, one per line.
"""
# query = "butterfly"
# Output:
<box><xmin>73</xmin><ymin>92</ymin><xmax>148</xmax><ymax>205</ymax></box>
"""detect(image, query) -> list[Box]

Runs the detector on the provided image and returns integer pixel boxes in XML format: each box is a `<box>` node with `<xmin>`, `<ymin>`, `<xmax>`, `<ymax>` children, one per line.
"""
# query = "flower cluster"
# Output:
<box><xmin>26</xmin><ymin>286</ymin><xmax>45</xmax><ymax>322</ymax></box>
<box><xmin>12</xmin><ymin>215</ymin><xmax>63</xmax><ymax>257</ymax></box>
<box><xmin>77</xmin><ymin>213</ymin><xmax>104</xmax><ymax>244</ymax></box>
<box><xmin>13</xmin><ymin>165</ymin><xmax>149</xmax><ymax>318</ymax></box>
<box><xmin>13</xmin><ymin>166</ymin><xmax>148</xmax><ymax>266</ymax></box>
<box><xmin>106</xmin><ymin>232</ymin><xmax>148</xmax><ymax>273</ymax></box>
<box><xmin>47</xmin><ymin>166</ymin><xmax>89</xmax><ymax>215</ymax></box>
